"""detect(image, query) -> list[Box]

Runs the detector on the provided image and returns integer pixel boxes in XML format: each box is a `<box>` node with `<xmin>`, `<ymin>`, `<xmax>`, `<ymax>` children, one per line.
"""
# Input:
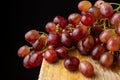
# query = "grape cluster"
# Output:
<box><xmin>17</xmin><ymin>0</ymin><xmax>120</xmax><ymax>77</ymax></box>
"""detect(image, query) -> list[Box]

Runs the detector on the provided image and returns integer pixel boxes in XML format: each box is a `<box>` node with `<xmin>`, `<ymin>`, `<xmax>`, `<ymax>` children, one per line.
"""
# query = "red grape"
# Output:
<box><xmin>111</xmin><ymin>12</ymin><xmax>120</xmax><ymax>26</ymax></box>
<box><xmin>117</xmin><ymin>54</ymin><xmax>120</xmax><ymax>65</ymax></box>
<box><xmin>44</xmin><ymin>49</ymin><xmax>57</xmax><ymax>63</ymax></box>
<box><xmin>53</xmin><ymin>16</ymin><xmax>67</xmax><ymax>28</ymax></box>
<box><xmin>81</xmin><ymin>13</ymin><xmax>95</xmax><ymax>26</ymax></box>
<box><xmin>116</xmin><ymin>23</ymin><xmax>120</xmax><ymax>36</ymax></box>
<box><xmin>64</xmin><ymin>56</ymin><xmax>80</xmax><ymax>71</ymax></box>
<box><xmin>45</xmin><ymin>22</ymin><xmax>56</xmax><ymax>33</ymax></box>
<box><xmin>94</xmin><ymin>0</ymin><xmax>105</xmax><ymax>8</ymax></box>
<box><xmin>68</xmin><ymin>13</ymin><xmax>81</xmax><ymax>26</ymax></box>
<box><xmin>91</xmin><ymin>45</ymin><xmax>105</xmax><ymax>60</ymax></box>
<box><xmin>100</xmin><ymin>3</ymin><xmax>113</xmax><ymax>18</ymax></box>
<box><xmin>82</xmin><ymin>35</ymin><xmax>95</xmax><ymax>52</ymax></box>
<box><xmin>77</xmin><ymin>40</ymin><xmax>89</xmax><ymax>55</ymax></box>
<box><xmin>72</xmin><ymin>25</ymin><xmax>88</xmax><ymax>41</ymax></box>
<box><xmin>32</xmin><ymin>35</ymin><xmax>47</xmax><ymax>51</ymax></box>
<box><xmin>90</xmin><ymin>26</ymin><xmax>103</xmax><ymax>37</ymax></box>
<box><xmin>99</xmin><ymin>52</ymin><xmax>114</xmax><ymax>67</ymax></box>
<box><xmin>94</xmin><ymin>36</ymin><xmax>102</xmax><ymax>45</ymax></box>
<box><xmin>107</xmin><ymin>36</ymin><xmax>120</xmax><ymax>51</ymax></box>
<box><xmin>47</xmin><ymin>32</ymin><xmax>61</xmax><ymax>46</ymax></box>
<box><xmin>25</xmin><ymin>30</ymin><xmax>40</xmax><ymax>43</ymax></box>
<box><xmin>78</xmin><ymin>1</ymin><xmax>92</xmax><ymax>12</ymax></box>
<box><xmin>61</xmin><ymin>31</ymin><xmax>73</xmax><ymax>47</ymax></box>
<box><xmin>55</xmin><ymin>46</ymin><xmax>68</xmax><ymax>59</ymax></box>
<box><xmin>99</xmin><ymin>29</ymin><xmax>116</xmax><ymax>43</ymax></box>
<box><xmin>79</xmin><ymin>61</ymin><xmax>94</xmax><ymax>77</ymax></box>
<box><xmin>23</xmin><ymin>54</ymin><xmax>32</xmax><ymax>69</ymax></box>
<box><xmin>17</xmin><ymin>45</ymin><xmax>30</xmax><ymax>58</ymax></box>
<box><xmin>29</xmin><ymin>51</ymin><xmax>43</xmax><ymax>67</ymax></box>
<box><xmin>88</xmin><ymin>6</ymin><xmax>101</xmax><ymax>18</ymax></box>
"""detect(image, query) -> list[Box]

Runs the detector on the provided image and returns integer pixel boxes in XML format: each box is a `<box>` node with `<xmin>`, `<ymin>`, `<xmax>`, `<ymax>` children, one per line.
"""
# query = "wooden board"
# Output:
<box><xmin>38</xmin><ymin>49</ymin><xmax>120</xmax><ymax>80</ymax></box>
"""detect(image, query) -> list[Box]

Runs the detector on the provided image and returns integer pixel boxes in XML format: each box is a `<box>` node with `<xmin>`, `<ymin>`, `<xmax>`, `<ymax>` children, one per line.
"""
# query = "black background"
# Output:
<box><xmin>8</xmin><ymin>0</ymin><xmax>119</xmax><ymax>80</ymax></box>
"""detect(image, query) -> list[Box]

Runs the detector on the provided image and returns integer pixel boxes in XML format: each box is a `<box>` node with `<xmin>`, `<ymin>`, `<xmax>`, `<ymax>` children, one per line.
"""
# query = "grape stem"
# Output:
<box><xmin>110</xmin><ymin>3</ymin><xmax>120</xmax><ymax>12</ymax></box>
<box><xmin>67</xmin><ymin>27</ymin><xmax>74</xmax><ymax>32</ymax></box>
<box><xmin>111</xmin><ymin>51</ymin><xmax>114</xmax><ymax>55</ymax></box>
<box><xmin>96</xmin><ymin>18</ymin><xmax>111</xmax><ymax>30</ymax></box>
<box><xmin>41</xmin><ymin>48</ymin><xmax>48</xmax><ymax>53</ymax></box>
<box><xmin>65</xmin><ymin>46</ymin><xmax>75</xmax><ymax>51</ymax></box>
<box><xmin>95</xmin><ymin>2</ymin><xmax>120</xmax><ymax>30</ymax></box>
<box><xmin>110</xmin><ymin>3</ymin><xmax>120</xmax><ymax>6</ymax></box>
<box><xmin>101</xmin><ymin>18</ymin><xmax>108</xmax><ymax>30</ymax></box>
<box><xmin>30</xmin><ymin>47</ymin><xmax>33</xmax><ymax>50</ymax></box>
<box><xmin>56</xmin><ymin>24</ymin><xmax>62</xmax><ymax>32</ymax></box>
<box><xmin>88</xmin><ymin>27</ymin><xmax>91</xmax><ymax>34</ymax></box>
<box><xmin>114</xmin><ymin>5</ymin><xmax>120</xmax><ymax>12</ymax></box>
<box><xmin>39</xmin><ymin>31</ymin><xmax>48</xmax><ymax>36</ymax></box>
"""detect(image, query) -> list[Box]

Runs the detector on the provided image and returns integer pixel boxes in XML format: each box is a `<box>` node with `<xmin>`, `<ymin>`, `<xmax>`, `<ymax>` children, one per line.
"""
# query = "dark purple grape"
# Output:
<box><xmin>29</xmin><ymin>51</ymin><xmax>43</xmax><ymax>67</ymax></box>
<box><xmin>32</xmin><ymin>35</ymin><xmax>47</xmax><ymax>51</ymax></box>
<box><xmin>53</xmin><ymin>16</ymin><xmax>67</xmax><ymax>28</ymax></box>
<box><xmin>47</xmin><ymin>32</ymin><xmax>61</xmax><ymax>46</ymax></box>
<box><xmin>77</xmin><ymin>40</ymin><xmax>89</xmax><ymax>55</ymax></box>
<box><xmin>23</xmin><ymin>54</ymin><xmax>32</xmax><ymax>69</ymax></box>
<box><xmin>61</xmin><ymin>31</ymin><xmax>73</xmax><ymax>47</ymax></box>
<box><xmin>90</xmin><ymin>26</ymin><xmax>103</xmax><ymax>37</ymax></box>
<box><xmin>81</xmin><ymin>13</ymin><xmax>95</xmax><ymax>26</ymax></box>
<box><xmin>94</xmin><ymin>36</ymin><xmax>102</xmax><ymax>45</ymax></box>
<box><xmin>25</xmin><ymin>30</ymin><xmax>40</xmax><ymax>43</ymax></box>
<box><xmin>91</xmin><ymin>45</ymin><xmax>105</xmax><ymax>60</ymax></box>
<box><xmin>45</xmin><ymin>22</ymin><xmax>56</xmax><ymax>33</ymax></box>
<box><xmin>64</xmin><ymin>56</ymin><xmax>80</xmax><ymax>71</ymax></box>
<box><xmin>72</xmin><ymin>25</ymin><xmax>88</xmax><ymax>41</ymax></box>
<box><xmin>55</xmin><ymin>46</ymin><xmax>68</xmax><ymax>59</ymax></box>
<box><xmin>79</xmin><ymin>60</ymin><xmax>94</xmax><ymax>77</ymax></box>
<box><xmin>82</xmin><ymin>35</ymin><xmax>95</xmax><ymax>52</ymax></box>
<box><xmin>44</xmin><ymin>49</ymin><xmax>57</xmax><ymax>63</ymax></box>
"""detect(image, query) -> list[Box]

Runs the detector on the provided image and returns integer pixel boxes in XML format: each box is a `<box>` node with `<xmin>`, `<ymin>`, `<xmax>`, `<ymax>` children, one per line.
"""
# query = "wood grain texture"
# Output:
<box><xmin>38</xmin><ymin>49</ymin><xmax>120</xmax><ymax>80</ymax></box>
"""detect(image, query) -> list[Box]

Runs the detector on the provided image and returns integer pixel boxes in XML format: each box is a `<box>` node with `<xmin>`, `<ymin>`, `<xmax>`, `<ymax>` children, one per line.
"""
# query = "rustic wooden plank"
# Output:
<box><xmin>38</xmin><ymin>49</ymin><xmax>120</xmax><ymax>80</ymax></box>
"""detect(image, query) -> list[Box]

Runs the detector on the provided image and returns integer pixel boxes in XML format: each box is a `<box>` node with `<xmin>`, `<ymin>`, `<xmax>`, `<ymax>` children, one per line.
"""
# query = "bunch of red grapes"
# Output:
<box><xmin>17</xmin><ymin>0</ymin><xmax>120</xmax><ymax>77</ymax></box>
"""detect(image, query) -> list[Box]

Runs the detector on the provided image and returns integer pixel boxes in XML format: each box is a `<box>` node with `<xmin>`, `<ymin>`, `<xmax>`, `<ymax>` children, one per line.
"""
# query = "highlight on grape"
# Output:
<box><xmin>17</xmin><ymin>0</ymin><xmax>120</xmax><ymax>77</ymax></box>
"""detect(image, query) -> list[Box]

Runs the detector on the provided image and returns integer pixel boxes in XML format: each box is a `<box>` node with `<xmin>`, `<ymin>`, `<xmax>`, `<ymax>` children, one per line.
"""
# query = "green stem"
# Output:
<box><xmin>30</xmin><ymin>47</ymin><xmax>33</xmax><ymax>50</ymax></box>
<box><xmin>110</xmin><ymin>3</ymin><xmax>120</xmax><ymax>12</ymax></box>
<box><xmin>111</xmin><ymin>51</ymin><xmax>114</xmax><ymax>55</ymax></box>
<box><xmin>114</xmin><ymin>5</ymin><xmax>120</xmax><ymax>12</ymax></box>
<box><xmin>88</xmin><ymin>27</ymin><xmax>91</xmax><ymax>34</ymax></box>
<box><xmin>39</xmin><ymin>31</ymin><xmax>48</xmax><ymax>36</ymax></box>
<box><xmin>103</xmin><ymin>18</ymin><xmax>107</xmax><ymax>30</ymax></box>
<box><xmin>110</xmin><ymin>3</ymin><xmax>120</xmax><ymax>5</ymax></box>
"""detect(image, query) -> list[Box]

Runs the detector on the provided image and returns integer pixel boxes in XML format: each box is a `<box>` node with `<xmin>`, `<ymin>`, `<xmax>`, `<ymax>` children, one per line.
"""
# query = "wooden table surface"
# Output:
<box><xmin>38</xmin><ymin>49</ymin><xmax>120</xmax><ymax>80</ymax></box>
